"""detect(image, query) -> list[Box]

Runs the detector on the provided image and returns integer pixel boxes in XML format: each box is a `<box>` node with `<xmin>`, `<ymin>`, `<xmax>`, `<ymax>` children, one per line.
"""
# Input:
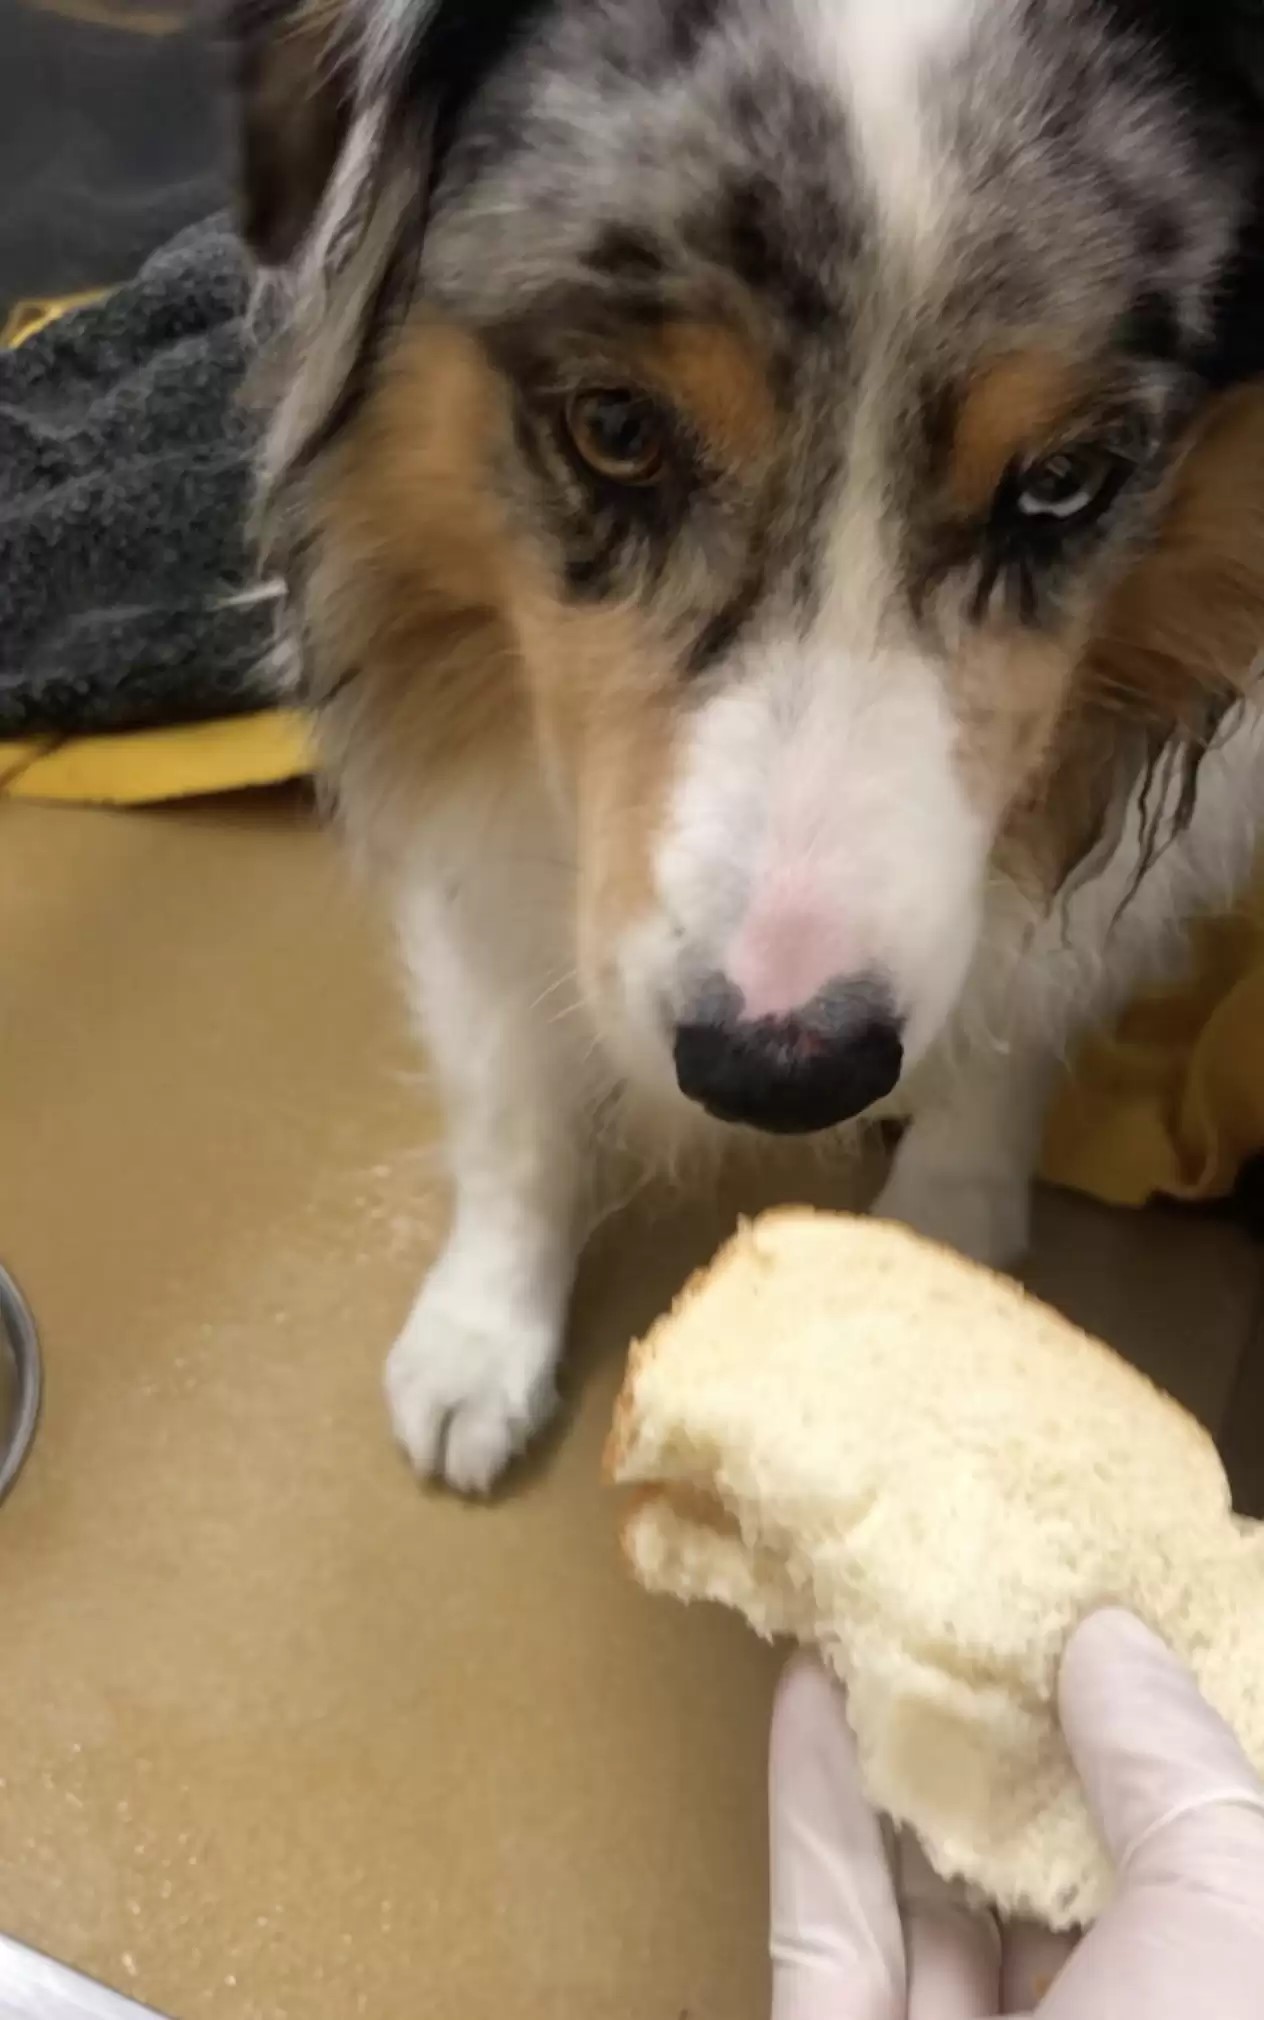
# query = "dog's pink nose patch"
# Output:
<box><xmin>726</xmin><ymin>881</ymin><xmax>853</xmax><ymax>1022</ymax></box>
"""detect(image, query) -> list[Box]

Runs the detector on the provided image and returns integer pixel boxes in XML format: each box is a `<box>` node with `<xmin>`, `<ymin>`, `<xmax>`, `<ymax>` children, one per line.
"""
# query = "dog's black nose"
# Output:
<box><xmin>673</xmin><ymin>981</ymin><xmax>903</xmax><ymax>1135</ymax></box>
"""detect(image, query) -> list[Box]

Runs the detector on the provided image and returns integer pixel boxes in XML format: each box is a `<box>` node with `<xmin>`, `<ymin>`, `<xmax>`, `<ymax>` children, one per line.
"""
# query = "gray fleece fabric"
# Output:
<box><xmin>0</xmin><ymin>215</ymin><xmax>276</xmax><ymax>737</ymax></box>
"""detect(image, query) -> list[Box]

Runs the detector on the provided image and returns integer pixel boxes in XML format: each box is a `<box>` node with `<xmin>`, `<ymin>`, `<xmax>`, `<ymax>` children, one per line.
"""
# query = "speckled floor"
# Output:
<box><xmin>1</xmin><ymin>793</ymin><xmax>1260</xmax><ymax>2020</ymax></box>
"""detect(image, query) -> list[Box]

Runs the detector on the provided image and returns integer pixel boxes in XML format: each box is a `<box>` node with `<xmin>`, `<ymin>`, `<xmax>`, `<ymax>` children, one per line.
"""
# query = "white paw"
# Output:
<box><xmin>873</xmin><ymin>1162</ymin><xmax>1030</xmax><ymax>1271</ymax></box>
<box><xmin>384</xmin><ymin>1287</ymin><xmax>561</xmax><ymax>1495</ymax></box>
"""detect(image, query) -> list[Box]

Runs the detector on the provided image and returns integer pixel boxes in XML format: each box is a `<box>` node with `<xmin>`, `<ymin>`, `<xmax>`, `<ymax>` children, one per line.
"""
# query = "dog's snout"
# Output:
<box><xmin>673</xmin><ymin>977</ymin><xmax>904</xmax><ymax>1135</ymax></box>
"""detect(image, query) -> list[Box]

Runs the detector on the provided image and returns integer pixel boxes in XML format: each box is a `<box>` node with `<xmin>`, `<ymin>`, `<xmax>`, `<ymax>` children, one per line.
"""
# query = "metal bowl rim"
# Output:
<box><xmin>0</xmin><ymin>1264</ymin><xmax>42</xmax><ymax>1506</ymax></box>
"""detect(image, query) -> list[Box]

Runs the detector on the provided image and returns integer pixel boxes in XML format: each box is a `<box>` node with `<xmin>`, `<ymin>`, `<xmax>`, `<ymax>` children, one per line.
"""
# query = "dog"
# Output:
<box><xmin>229</xmin><ymin>0</ymin><xmax>1264</xmax><ymax>1492</ymax></box>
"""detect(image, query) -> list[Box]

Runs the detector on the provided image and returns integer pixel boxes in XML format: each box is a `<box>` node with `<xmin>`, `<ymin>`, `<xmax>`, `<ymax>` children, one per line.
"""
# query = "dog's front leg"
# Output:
<box><xmin>873</xmin><ymin>1042</ymin><xmax>1053</xmax><ymax>1271</ymax></box>
<box><xmin>385</xmin><ymin>855</ymin><xmax>587</xmax><ymax>1495</ymax></box>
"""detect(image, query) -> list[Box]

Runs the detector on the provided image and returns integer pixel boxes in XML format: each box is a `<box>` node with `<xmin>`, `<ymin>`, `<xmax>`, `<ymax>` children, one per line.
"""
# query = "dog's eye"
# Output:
<box><xmin>1014</xmin><ymin>447</ymin><xmax>1120</xmax><ymax>525</ymax></box>
<box><xmin>564</xmin><ymin>387</ymin><xmax>668</xmax><ymax>485</ymax></box>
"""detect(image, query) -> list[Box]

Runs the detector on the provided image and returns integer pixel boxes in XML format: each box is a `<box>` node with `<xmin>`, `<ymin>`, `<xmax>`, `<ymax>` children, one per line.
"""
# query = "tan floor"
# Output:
<box><xmin>1</xmin><ymin>795</ymin><xmax>1261</xmax><ymax>2020</ymax></box>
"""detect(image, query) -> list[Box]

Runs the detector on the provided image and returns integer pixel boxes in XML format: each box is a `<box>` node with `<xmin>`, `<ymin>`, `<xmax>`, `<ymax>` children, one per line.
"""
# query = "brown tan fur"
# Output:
<box><xmin>309</xmin><ymin>321</ymin><xmax>686</xmax><ymax>964</ymax></box>
<box><xmin>950</xmin><ymin>630</ymin><xmax>1089</xmax><ymax>824</ymax></box>
<box><xmin>1083</xmin><ymin>381</ymin><xmax>1264</xmax><ymax>736</ymax></box>
<box><xmin>1004</xmin><ymin>380</ymin><xmax>1264</xmax><ymax>896</ymax></box>
<box><xmin>303</xmin><ymin>323</ymin><xmax>523</xmax><ymax>857</ymax></box>
<box><xmin>513</xmin><ymin>590</ymin><xmax>680</xmax><ymax>986</ymax></box>
<box><xmin>628</xmin><ymin>321</ymin><xmax>779</xmax><ymax>469</ymax></box>
<box><xmin>999</xmin><ymin>708</ymin><xmax>1126</xmax><ymax>901</ymax></box>
<box><xmin>937</xmin><ymin>351</ymin><xmax>1102</xmax><ymax>825</ymax></box>
<box><xmin>235</xmin><ymin>0</ymin><xmax>353</xmax><ymax>264</ymax></box>
<box><xmin>510</xmin><ymin>334</ymin><xmax>776</xmax><ymax>959</ymax></box>
<box><xmin>308</xmin><ymin>315</ymin><xmax>791</xmax><ymax>944</ymax></box>
<box><xmin>947</xmin><ymin>351</ymin><xmax>1085</xmax><ymax>518</ymax></box>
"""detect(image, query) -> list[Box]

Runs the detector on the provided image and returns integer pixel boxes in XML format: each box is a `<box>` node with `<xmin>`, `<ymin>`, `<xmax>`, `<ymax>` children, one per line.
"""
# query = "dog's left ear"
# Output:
<box><xmin>227</xmin><ymin>0</ymin><xmax>555</xmax><ymax>268</ymax></box>
<box><xmin>227</xmin><ymin>0</ymin><xmax>359</xmax><ymax>267</ymax></box>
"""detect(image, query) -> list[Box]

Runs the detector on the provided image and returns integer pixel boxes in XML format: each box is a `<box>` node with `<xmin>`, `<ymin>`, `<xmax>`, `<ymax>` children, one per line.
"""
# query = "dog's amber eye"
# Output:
<box><xmin>564</xmin><ymin>388</ymin><xmax>668</xmax><ymax>485</ymax></box>
<box><xmin>1015</xmin><ymin>447</ymin><xmax>1119</xmax><ymax>524</ymax></box>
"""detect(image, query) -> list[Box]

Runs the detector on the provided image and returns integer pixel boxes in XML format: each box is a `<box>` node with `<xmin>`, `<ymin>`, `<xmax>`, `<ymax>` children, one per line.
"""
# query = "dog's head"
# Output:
<box><xmin>231</xmin><ymin>0</ymin><xmax>1264</xmax><ymax>1134</ymax></box>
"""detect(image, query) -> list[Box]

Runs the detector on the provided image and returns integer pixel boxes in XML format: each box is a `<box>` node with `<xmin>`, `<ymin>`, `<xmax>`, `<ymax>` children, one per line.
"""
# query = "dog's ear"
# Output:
<box><xmin>227</xmin><ymin>0</ymin><xmax>556</xmax><ymax>268</ymax></box>
<box><xmin>227</xmin><ymin>0</ymin><xmax>357</xmax><ymax>267</ymax></box>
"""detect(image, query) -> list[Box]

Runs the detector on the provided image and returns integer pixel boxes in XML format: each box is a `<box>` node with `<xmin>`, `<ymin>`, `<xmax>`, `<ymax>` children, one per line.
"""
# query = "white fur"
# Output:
<box><xmin>389</xmin><ymin>701</ymin><xmax>1264</xmax><ymax>1488</ymax></box>
<box><xmin>804</xmin><ymin>0</ymin><xmax>981</xmax><ymax>261</ymax></box>
<box><xmin>619</xmin><ymin>626</ymin><xmax>986</xmax><ymax>1064</ymax></box>
<box><xmin>385</xmin><ymin>768</ymin><xmax>588</xmax><ymax>1491</ymax></box>
<box><xmin>873</xmin><ymin>1044</ymin><xmax>1051</xmax><ymax>1267</ymax></box>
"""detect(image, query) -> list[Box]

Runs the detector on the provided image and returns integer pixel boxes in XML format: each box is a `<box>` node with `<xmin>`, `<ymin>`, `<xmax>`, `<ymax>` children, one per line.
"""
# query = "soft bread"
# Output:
<box><xmin>607</xmin><ymin>1208</ymin><xmax>1264</xmax><ymax>1930</ymax></box>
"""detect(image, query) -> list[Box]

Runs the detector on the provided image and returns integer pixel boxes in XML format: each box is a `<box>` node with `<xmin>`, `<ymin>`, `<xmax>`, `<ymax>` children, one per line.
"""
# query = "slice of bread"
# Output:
<box><xmin>607</xmin><ymin>1207</ymin><xmax>1264</xmax><ymax>1930</ymax></box>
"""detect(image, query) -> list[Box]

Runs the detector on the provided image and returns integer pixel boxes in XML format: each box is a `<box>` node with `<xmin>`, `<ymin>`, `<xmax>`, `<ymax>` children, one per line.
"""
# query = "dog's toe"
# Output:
<box><xmin>384</xmin><ymin>1298</ymin><xmax>560</xmax><ymax>1495</ymax></box>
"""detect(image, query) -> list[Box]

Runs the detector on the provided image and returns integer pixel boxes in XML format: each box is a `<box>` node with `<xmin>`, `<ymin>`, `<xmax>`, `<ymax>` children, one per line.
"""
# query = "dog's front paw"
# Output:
<box><xmin>385</xmin><ymin>1284</ymin><xmax>561</xmax><ymax>1495</ymax></box>
<box><xmin>872</xmin><ymin>1159</ymin><xmax>1030</xmax><ymax>1271</ymax></box>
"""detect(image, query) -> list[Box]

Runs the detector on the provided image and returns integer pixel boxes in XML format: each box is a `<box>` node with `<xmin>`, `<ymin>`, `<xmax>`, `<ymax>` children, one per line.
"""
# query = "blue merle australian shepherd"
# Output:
<box><xmin>229</xmin><ymin>0</ymin><xmax>1264</xmax><ymax>1489</ymax></box>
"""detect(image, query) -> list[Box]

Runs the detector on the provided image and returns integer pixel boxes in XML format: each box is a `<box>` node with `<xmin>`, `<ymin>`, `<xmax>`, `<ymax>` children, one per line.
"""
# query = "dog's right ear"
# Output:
<box><xmin>227</xmin><ymin>0</ymin><xmax>358</xmax><ymax>267</ymax></box>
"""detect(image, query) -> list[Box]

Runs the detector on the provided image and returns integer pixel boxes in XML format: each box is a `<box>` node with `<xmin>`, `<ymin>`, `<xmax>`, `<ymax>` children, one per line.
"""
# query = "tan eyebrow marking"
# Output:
<box><xmin>629</xmin><ymin>320</ymin><xmax>779</xmax><ymax>467</ymax></box>
<box><xmin>948</xmin><ymin>350</ymin><xmax>1086</xmax><ymax>515</ymax></box>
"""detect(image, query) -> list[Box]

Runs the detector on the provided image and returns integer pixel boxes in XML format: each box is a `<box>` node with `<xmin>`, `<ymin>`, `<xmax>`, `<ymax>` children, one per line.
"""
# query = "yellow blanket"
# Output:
<box><xmin>0</xmin><ymin>709</ymin><xmax>312</xmax><ymax>801</ymax></box>
<box><xmin>4</xmin><ymin>294</ymin><xmax>1260</xmax><ymax>1211</ymax></box>
<box><xmin>1044</xmin><ymin>893</ymin><xmax>1264</xmax><ymax>1206</ymax></box>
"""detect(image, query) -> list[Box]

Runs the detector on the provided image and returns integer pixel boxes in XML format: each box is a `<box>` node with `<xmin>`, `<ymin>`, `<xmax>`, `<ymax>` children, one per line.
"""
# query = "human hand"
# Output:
<box><xmin>769</xmin><ymin>1609</ymin><xmax>1264</xmax><ymax>2017</ymax></box>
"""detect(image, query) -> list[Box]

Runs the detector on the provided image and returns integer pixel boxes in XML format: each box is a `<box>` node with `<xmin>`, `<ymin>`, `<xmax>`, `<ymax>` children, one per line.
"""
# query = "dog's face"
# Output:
<box><xmin>237</xmin><ymin>0</ymin><xmax>1264</xmax><ymax>1134</ymax></box>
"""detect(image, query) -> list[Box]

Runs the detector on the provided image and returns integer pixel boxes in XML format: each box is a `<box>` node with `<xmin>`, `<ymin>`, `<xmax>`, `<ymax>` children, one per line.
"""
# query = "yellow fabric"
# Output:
<box><xmin>0</xmin><ymin>710</ymin><xmax>313</xmax><ymax>803</ymax></box>
<box><xmin>1</xmin><ymin>288</ymin><xmax>109</xmax><ymax>348</ymax></box>
<box><xmin>2</xmin><ymin>291</ymin><xmax>313</xmax><ymax>807</ymax></box>
<box><xmin>1043</xmin><ymin>882</ymin><xmax>1264</xmax><ymax>1207</ymax></box>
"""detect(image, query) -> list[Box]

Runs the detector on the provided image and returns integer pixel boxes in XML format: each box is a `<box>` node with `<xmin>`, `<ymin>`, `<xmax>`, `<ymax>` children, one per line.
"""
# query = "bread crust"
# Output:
<box><xmin>608</xmin><ymin>1206</ymin><xmax>1256</xmax><ymax>1928</ymax></box>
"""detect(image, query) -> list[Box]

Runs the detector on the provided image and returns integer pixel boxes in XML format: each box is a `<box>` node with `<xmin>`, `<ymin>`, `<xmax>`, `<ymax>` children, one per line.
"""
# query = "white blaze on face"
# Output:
<box><xmin>607</xmin><ymin>0</ymin><xmax>997</xmax><ymax>1089</ymax></box>
<box><xmin>651</xmin><ymin>621</ymin><xmax>987</xmax><ymax>1066</ymax></box>
<box><xmin>801</xmin><ymin>0</ymin><xmax>981</xmax><ymax>260</ymax></box>
<box><xmin>641</xmin><ymin>336</ymin><xmax>993</xmax><ymax>1069</ymax></box>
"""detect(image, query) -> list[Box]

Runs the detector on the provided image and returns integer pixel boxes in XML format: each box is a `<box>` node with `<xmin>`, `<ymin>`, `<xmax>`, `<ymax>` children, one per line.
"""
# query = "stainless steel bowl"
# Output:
<box><xmin>0</xmin><ymin>1264</ymin><xmax>41</xmax><ymax>1505</ymax></box>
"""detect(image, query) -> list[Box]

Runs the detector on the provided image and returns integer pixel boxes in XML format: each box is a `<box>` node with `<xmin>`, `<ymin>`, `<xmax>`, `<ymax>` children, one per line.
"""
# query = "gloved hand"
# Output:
<box><xmin>769</xmin><ymin>1609</ymin><xmax>1264</xmax><ymax>2017</ymax></box>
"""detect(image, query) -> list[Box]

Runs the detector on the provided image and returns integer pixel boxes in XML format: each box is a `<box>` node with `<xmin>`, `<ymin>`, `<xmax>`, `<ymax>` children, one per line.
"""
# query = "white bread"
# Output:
<box><xmin>607</xmin><ymin>1208</ymin><xmax>1264</xmax><ymax>1930</ymax></box>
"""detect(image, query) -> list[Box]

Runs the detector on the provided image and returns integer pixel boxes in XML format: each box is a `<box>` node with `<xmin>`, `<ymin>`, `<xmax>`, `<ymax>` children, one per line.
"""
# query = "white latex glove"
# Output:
<box><xmin>769</xmin><ymin>1609</ymin><xmax>1264</xmax><ymax>2018</ymax></box>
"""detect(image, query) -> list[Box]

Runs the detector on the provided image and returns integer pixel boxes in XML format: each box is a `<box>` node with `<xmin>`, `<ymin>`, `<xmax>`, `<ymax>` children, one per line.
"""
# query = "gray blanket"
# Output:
<box><xmin>0</xmin><ymin>215</ymin><xmax>275</xmax><ymax>738</ymax></box>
